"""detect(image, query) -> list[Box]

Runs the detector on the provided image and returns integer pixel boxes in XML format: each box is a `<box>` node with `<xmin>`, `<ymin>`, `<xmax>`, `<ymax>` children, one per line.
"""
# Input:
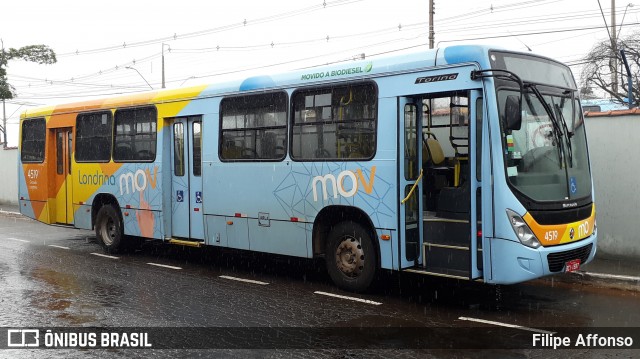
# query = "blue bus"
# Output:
<box><xmin>19</xmin><ymin>44</ymin><xmax>596</xmax><ymax>292</ymax></box>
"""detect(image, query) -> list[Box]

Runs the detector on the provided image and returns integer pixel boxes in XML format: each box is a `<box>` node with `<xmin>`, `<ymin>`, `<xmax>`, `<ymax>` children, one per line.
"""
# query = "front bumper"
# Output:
<box><xmin>487</xmin><ymin>229</ymin><xmax>597</xmax><ymax>284</ymax></box>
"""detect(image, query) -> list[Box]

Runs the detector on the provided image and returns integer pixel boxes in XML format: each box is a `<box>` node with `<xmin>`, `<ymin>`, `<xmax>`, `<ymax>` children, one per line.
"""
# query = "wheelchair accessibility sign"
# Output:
<box><xmin>176</xmin><ymin>190</ymin><xmax>184</xmax><ymax>202</ymax></box>
<box><xmin>195</xmin><ymin>191</ymin><xmax>202</xmax><ymax>203</ymax></box>
<box><xmin>569</xmin><ymin>177</ymin><xmax>577</xmax><ymax>195</ymax></box>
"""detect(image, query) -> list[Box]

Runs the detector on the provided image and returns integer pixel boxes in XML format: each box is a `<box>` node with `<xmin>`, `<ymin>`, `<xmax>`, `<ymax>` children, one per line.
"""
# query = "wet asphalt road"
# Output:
<box><xmin>0</xmin><ymin>214</ymin><xmax>638</xmax><ymax>358</ymax></box>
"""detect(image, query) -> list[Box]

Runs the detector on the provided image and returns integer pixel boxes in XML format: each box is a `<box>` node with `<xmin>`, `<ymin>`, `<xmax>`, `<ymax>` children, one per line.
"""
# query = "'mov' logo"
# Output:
<box><xmin>119</xmin><ymin>167</ymin><xmax>158</xmax><ymax>195</ymax></box>
<box><xmin>312</xmin><ymin>167</ymin><xmax>376</xmax><ymax>202</ymax></box>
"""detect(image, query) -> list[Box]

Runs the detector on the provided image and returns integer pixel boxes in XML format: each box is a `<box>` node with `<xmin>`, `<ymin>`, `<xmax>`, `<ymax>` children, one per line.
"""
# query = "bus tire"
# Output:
<box><xmin>325</xmin><ymin>221</ymin><xmax>377</xmax><ymax>292</ymax></box>
<box><xmin>95</xmin><ymin>204</ymin><xmax>124</xmax><ymax>254</ymax></box>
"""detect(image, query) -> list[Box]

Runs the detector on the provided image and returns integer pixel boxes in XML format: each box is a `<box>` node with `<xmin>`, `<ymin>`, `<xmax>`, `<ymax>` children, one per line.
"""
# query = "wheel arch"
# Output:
<box><xmin>312</xmin><ymin>205</ymin><xmax>380</xmax><ymax>266</ymax></box>
<box><xmin>91</xmin><ymin>193</ymin><xmax>121</xmax><ymax>229</ymax></box>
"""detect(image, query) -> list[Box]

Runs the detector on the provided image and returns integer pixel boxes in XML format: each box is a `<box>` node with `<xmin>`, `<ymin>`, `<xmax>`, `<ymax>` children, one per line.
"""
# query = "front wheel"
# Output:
<box><xmin>325</xmin><ymin>221</ymin><xmax>377</xmax><ymax>292</ymax></box>
<box><xmin>95</xmin><ymin>205</ymin><xmax>124</xmax><ymax>254</ymax></box>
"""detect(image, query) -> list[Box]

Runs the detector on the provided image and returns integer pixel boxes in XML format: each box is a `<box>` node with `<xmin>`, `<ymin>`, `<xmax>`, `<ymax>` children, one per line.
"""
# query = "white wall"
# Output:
<box><xmin>585</xmin><ymin>113</ymin><xmax>640</xmax><ymax>259</ymax></box>
<box><xmin>0</xmin><ymin>147</ymin><xmax>18</xmax><ymax>205</ymax></box>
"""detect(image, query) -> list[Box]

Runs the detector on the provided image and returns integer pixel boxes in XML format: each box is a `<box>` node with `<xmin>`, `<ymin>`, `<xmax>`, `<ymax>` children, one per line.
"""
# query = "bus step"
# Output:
<box><xmin>403</xmin><ymin>267</ymin><xmax>471</xmax><ymax>280</ymax></box>
<box><xmin>423</xmin><ymin>242</ymin><xmax>470</xmax><ymax>274</ymax></box>
<box><xmin>168</xmin><ymin>238</ymin><xmax>204</xmax><ymax>248</ymax></box>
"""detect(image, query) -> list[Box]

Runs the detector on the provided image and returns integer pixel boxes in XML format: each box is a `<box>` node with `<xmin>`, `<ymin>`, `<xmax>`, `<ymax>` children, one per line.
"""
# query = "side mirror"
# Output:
<box><xmin>504</xmin><ymin>95</ymin><xmax>522</xmax><ymax>131</ymax></box>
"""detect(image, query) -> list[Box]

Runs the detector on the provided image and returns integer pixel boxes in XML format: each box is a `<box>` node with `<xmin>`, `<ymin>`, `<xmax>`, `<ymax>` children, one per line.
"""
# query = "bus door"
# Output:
<box><xmin>54</xmin><ymin>127</ymin><xmax>73</xmax><ymax>224</ymax></box>
<box><xmin>398</xmin><ymin>97</ymin><xmax>423</xmax><ymax>268</ymax></box>
<box><xmin>170</xmin><ymin>116</ymin><xmax>204</xmax><ymax>240</ymax></box>
<box><xmin>420</xmin><ymin>90</ymin><xmax>484</xmax><ymax>280</ymax></box>
<box><xmin>469</xmin><ymin>90</ymin><xmax>484</xmax><ymax>280</ymax></box>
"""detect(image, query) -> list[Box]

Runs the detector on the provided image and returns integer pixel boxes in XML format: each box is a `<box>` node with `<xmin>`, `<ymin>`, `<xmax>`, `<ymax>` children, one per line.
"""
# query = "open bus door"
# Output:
<box><xmin>398</xmin><ymin>97</ymin><xmax>423</xmax><ymax>269</ymax></box>
<box><xmin>407</xmin><ymin>90</ymin><xmax>484</xmax><ymax>280</ymax></box>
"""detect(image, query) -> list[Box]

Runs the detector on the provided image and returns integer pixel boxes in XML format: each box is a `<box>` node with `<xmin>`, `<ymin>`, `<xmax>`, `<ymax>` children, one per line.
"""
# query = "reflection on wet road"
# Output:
<box><xmin>0</xmin><ymin>215</ymin><xmax>638</xmax><ymax>358</ymax></box>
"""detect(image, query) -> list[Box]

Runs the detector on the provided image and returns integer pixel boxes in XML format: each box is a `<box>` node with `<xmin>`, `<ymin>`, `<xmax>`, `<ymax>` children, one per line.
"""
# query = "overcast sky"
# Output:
<box><xmin>2</xmin><ymin>0</ymin><xmax>638</xmax><ymax>146</ymax></box>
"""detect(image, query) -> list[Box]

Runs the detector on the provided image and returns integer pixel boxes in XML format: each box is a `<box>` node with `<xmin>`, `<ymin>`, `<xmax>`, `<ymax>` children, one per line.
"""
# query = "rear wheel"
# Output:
<box><xmin>325</xmin><ymin>221</ymin><xmax>377</xmax><ymax>292</ymax></box>
<box><xmin>95</xmin><ymin>205</ymin><xmax>124</xmax><ymax>254</ymax></box>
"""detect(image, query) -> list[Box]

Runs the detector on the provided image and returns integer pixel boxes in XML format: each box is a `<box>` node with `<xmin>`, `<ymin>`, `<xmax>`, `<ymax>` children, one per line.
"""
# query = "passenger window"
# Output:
<box><xmin>114</xmin><ymin>107</ymin><xmax>157</xmax><ymax>162</ymax></box>
<box><xmin>76</xmin><ymin>112</ymin><xmax>112</xmax><ymax>162</ymax></box>
<box><xmin>220</xmin><ymin>92</ymin><xmax>287</xmax><ymax>161</ymax></box>
<box><xmin>291</xmin><ymin>83</ymin><xmax>377</xmax><ymax>160</ymax></box>
<box><xmin>21</xmin><ymin>118</ymin><xmax>46</xmax><ymax>163</ymax></box>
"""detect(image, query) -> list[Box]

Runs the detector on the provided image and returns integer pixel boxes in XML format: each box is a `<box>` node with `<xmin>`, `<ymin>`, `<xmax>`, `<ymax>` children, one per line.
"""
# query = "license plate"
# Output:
<box><xmin>565</xmin><ymin>259</ymin><xmax>581</xmax><ymax>272</ymax></box>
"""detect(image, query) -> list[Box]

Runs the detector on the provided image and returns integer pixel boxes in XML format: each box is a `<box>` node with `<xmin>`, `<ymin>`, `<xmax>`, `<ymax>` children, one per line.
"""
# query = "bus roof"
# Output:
<box><xmin>21</xmin><ymin>44</ymin><xmax>510</xmax><ymax>119</ymax></box>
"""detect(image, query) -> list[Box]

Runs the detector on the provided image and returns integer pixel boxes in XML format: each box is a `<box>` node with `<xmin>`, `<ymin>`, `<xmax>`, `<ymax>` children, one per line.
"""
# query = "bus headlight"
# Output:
<box><xmin>506</xmin><ymin>209</ymin><xmax>541</xmax><ymax>249</ymax></box>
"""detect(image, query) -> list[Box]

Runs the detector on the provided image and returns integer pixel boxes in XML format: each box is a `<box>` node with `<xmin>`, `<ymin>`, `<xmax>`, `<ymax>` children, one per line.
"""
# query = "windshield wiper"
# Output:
<box><xmin>525</xmin><ymin>83</ymin><xmax>565</xmax><ymax>166</ymax></box>
<box><xmin>554</xmin><ymin>103</ymin><xmax>573</xmax><ymax>167</ymax></box>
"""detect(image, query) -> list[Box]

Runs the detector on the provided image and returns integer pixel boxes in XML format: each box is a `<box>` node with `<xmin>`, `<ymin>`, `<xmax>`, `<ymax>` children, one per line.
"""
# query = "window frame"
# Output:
<box><xmin>218</xmin><ymin>91</ymin><xmax>288</xmax><ymax>162</ymax></box>
<box><xmin>75</xmin><ymin>110</ymin><xmax>113</xmax><ymax>163</ymax></box>
<box><xmin>113</xmin><ymin>106</ymin><xmax>158</xmax><ymax>163</ymax></box>
<box><xmin>289</xmin><ymin>81</ymin><xmax>378</xmax><ymax>162</ymax></box>
<box><xmin>173</xmin><ymin>122</ymin><xmax>185</xmax><ymax>177</ymax></box>
<box><xmin>192</xmin><ymin>120</ymin><xmax>202</xmax><ymax>176</ymax></box>
<box><xmin>20</xmin><ymin>118</ymin><xmax>46</xmax><ymax>163</ymax></box>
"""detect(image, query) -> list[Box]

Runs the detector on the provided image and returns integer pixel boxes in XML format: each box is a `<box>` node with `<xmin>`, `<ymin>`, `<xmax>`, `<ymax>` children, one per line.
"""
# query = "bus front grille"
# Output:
<box><xmin>547</xmin><ymin>243</ymin><xmax>593</xmax><ymax>272</ymax></box>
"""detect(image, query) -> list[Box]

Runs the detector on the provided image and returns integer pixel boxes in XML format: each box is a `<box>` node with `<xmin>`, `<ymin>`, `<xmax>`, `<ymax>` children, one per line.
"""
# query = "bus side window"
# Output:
<box><xmin>219</xmin><ymin>92</ymin><xmax>287</xmax><ymax>161</ymax></box>
<box><xmin>76</xmin><ymin>112</ymin><xmax>112</xmax><ymax>163</ymax></box>
<box><xmin>21</xmin><ymin>118</ymin><xmax>46</xmax><ymax>163</ymax></box>
<box><xmin>290</xmin><ymin>82</ymin><xmax>377</xmax><ymax>161</ymax></box>
<box><xmin>114</xmin><ymin>107</ymin><xmax>157</xmax><ymax>162</ymax></box>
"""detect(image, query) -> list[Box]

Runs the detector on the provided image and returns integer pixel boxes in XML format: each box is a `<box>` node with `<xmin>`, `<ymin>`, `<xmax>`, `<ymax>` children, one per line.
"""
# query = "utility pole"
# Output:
<box><xmin>1</xmin><ymin>99</ymin><xmax>6</xmax><ymax>148</ymax></box>
<box><xmin>162</xmin><ymin>43</ymin><xmax>170</xmax><ymax>89</ymax></box>
<box><xmin>611</xmin><ymin>0</ymin><xmax>618</xmax><ymax>93</ymax></box>
<box><xmin>1</xmin><ymin>39</ymin><xmax>6</xmax><ymax>148</ymax></box>
<box><xmin>429</xmin><ymin>0</ymin><xmax>435</xmax><ymax>49</ymax></box>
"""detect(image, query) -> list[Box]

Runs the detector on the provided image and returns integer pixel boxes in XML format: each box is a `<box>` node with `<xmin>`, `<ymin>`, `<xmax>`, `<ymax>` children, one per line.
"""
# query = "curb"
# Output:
<box><xmin>538</xmin><ymin>270</ymin><xmax>640</xmax><ymax>292</ymax></box>
<box><xmin>0</xmin><ymin>210</ymin><xmax>26</xmax><ymax>219</ymax></box>
<box><xmin>570</xmin><ymin>271</ymin><xmax>640</xmax><ymax>291</ymax></box>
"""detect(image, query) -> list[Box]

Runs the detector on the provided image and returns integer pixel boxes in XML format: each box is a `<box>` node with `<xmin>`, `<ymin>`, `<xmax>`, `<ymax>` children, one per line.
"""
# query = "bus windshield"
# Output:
<box><xmin>491</xmin><ymin>51</ymin><xmax>592</xmax><ymax>204</ymax></box>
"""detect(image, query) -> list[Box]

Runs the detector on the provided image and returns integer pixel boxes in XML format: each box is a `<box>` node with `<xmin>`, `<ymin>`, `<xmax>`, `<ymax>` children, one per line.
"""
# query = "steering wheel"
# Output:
<box><xmin>532</xmin><ymin>124</ymin><xmax>553</xmax><ymax>148</ymax></box>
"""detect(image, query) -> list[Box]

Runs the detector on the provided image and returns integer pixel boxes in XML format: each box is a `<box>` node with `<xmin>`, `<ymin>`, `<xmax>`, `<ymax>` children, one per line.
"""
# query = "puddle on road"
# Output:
<box><xmin>29</xmin><ymin>267</ymin><xmax>122</xmax><ymax>325</ymax></box>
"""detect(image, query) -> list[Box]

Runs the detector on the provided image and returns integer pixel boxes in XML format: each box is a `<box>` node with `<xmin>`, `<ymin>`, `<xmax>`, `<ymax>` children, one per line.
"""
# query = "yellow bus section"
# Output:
<box><xmin>524</xmin><ymin>205</ymin><xmax>596</xmax><ymax>247</ymax></box>
<box><xmin>21</xmin><ymin>84</ymin><xmax>208</xmax><ymax>226</ymax></box>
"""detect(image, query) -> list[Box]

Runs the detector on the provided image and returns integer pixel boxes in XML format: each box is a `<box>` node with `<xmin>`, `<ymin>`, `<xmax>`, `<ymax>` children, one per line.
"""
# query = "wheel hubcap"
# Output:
<box><xmin>335</xmin><ymin>235</ymin><xmax>365</xmax><ymax>278</ymax></box>
<box><xmin>100</xmin><ymin>217</ymin><xmax>116</xmax><ymax>246</ymax></box>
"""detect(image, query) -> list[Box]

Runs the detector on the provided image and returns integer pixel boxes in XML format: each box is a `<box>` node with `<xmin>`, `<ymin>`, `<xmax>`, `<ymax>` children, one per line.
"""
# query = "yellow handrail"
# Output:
<box><xmin>401</xmin><ymin>169</ymin><xmax>423</xmax><ymax>204</ymax></box>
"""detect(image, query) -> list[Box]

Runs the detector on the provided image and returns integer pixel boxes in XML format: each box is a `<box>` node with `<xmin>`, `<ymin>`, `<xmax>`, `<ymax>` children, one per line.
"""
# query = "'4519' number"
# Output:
<box><xmin>544</xmin><ymin>230</ymin><xmax>558</xmax><ymax>242</ymax></box>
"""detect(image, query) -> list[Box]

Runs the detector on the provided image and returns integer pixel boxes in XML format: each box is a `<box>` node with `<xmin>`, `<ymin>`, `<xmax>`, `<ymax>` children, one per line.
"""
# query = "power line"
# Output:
<box><xmin>437</xmin><ymin>22</ymin><xmax>640</xmax><ymax>46</ymax></box>
<box><xmin>8</xmin><ymin>2</ymin><xmax>628</xmax><ymax>101</ymax></box>
<box><xmin>55</xmin><ymin>0</ymin><xmax>363</xmax><ymax>57</ymax></box>
<box><xmin>11</xmin><ymin>10</ymin><xmax>618</xmax><ymax>89</ymax></box>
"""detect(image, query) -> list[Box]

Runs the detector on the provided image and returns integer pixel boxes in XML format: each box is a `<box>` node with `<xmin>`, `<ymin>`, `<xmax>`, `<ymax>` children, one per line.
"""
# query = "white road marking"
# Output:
<box><xmin>6</xmin><ymin>237</ymin><xmax>30</xmax><ymax>243</ymax></box>
<box><xmin>48</xmin><ymin>245</ymin><xmax>70</xmax><ymax>250</ymax></box>
<box><xmin>147</xmin><ymin>262</ymin><xmax>182</xmax><ymax>270</ymax></box>
<box><xmin>314</xmin><ymin>291</ymin><xmax>382</xmax><ymax>306</ymax></box>
<box><xmin>458</xmin><ymin>317</ymin><xmax>554</xmax><ymax>334</ymax></box>
<box><xmin>90</xmin><ymin>252</ymin><xmax>120</xmax><ymax>259</ymax></box>
<box><xmin>219</xmin><ymin>275</ymin><xmax>269</xmax><ymax>285</ymax></box>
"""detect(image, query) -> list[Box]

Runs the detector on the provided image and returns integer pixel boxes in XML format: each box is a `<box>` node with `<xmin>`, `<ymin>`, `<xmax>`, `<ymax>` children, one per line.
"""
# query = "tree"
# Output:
<box><xmin>1</xmin><ymin>42</ymin><xmax>56</xmax><ymax>146</ymax></box>
<box><xmin>1</xmin><ymin>43</ymin><xmax>57</xmax><ymax>99</ymax></box>
<box><xmin>580</xmin><ymin>32</ymin><xmax>639</xmax><ymax>106</ymax></box>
